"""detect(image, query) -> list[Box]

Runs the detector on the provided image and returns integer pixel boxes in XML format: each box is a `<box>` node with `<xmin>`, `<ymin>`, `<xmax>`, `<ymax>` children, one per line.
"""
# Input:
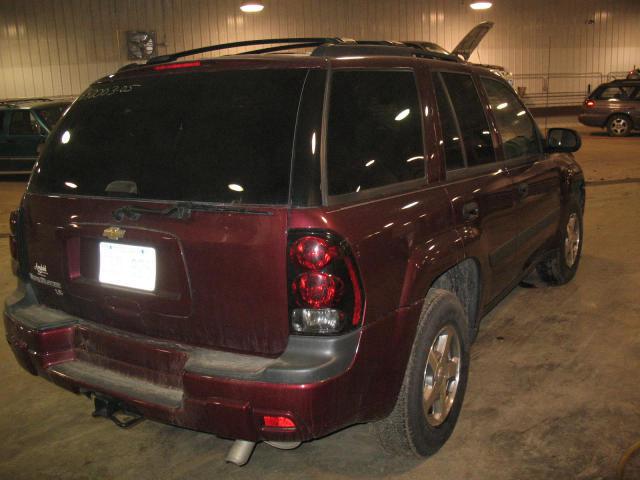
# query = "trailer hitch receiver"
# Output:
<box><xmin>91</xmin><ymin>393</ymin><xmax>144</xmax><ymax>429</ymax></box>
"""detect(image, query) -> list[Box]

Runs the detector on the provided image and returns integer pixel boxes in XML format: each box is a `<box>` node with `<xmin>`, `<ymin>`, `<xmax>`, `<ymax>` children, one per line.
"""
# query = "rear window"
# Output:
<box><xmin>30</xmin><ymin>70</ymin><xmax>308</xmax><ymax>205</ymax></box>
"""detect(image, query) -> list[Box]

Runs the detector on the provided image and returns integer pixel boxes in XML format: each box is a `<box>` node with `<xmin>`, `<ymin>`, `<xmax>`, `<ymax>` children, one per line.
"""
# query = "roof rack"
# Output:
<box><xmin>145</xmin><ymin>37</ymin><xmax>460</xmax><ymax>66</ymax></box>
<box><xmin>147</xmin><ymin>37</ymin><xmax>346</xmax><ymax>65</ymax></box>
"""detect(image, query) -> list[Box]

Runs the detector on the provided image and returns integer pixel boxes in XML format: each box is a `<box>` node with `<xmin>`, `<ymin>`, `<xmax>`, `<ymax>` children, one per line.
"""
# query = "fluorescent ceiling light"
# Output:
<box><xmin>240</xmin><ymin>1</ymin><xmax>264</xmax><ymax>13</ymax></box>
<box><xmin>470</xmin><ymin>2</ymin><xmax>492</xmax><ymax>9</ymax></box>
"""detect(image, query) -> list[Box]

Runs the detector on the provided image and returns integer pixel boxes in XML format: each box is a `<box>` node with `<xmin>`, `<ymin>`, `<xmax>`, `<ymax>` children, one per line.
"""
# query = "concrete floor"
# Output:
<box><xmin>0</xmin><ymin>120</ymin><xmax>639</xmax><ymax>480</ymax></box>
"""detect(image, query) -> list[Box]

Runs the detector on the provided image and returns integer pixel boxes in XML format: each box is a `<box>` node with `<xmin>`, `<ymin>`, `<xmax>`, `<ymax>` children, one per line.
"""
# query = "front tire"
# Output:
<box><xmin>374</xmin><ymin>289</ymin><xmax>470</xmax><ymax>457</ymax></box>
<box><xmin>536</xmin><ymin>200</ymin><xmax>583</xmax><ymax>285</ymax></box>
<box><xmin>607</xmin><ymin>114</ymin><xmax>632</xmax><ymax>137</ymax></box>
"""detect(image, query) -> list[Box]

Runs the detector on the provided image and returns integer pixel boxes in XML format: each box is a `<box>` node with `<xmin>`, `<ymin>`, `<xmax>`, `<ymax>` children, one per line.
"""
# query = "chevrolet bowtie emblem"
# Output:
<box><xmin>102</xmin><ymin>226</ymin><xmax>126</xmax><ymax>241</ymax></box>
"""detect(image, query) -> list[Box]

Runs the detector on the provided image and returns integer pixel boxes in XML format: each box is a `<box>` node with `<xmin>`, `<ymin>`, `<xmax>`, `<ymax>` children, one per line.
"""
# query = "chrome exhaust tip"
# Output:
<box><xmin>225</xmin><ymin>439</ymin><xmax>257</xmax><ymax>466</ymax></box>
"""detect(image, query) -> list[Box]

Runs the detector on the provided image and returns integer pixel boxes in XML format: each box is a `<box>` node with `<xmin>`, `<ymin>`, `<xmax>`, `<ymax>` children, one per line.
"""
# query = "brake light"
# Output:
<box><xmin>287</xmin><ymin>230</ymin><xmax>364</xmax><ymax>335</ymax></box>
<box><xmin>585</xmin><ymin>99</ymin><xmax>595</xmax><ymax>108</ymax></box>
<box><xmin>292</xmin><ymin>272</ymin><xmax>343</xmax><ymax>308</ymax></box>
<box><xmin>152</xmin><ymin>61</ymin><xmax>201</xmax><ymax>71</ymax></box>
<box><xmin>263</xmin><ymin>416</ymin><xmax>296</xmax><ymax>429</ymax></box>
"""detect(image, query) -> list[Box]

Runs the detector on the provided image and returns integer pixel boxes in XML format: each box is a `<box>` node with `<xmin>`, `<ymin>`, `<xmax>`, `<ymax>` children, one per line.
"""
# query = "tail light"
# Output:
<box><xmin>585</xmin><ymin>99</ymin><xmax>595</xmax><ymax>108</ymax></box>
<box><xmin>287</xmin><ymin>231</ymin><xmax>364</xmax><ymax>335</ymax></box>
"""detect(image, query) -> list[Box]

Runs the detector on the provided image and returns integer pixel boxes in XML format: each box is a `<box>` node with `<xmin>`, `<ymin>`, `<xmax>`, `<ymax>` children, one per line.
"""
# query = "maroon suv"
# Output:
<box><xmin>5</xmin><ymin>38</ymin><xmax>584</xmax><ymax>465</ymax></box>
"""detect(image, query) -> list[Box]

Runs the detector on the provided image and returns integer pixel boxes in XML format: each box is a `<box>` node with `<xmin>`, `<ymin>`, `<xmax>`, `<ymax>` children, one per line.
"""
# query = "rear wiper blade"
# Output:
<box><xmin>112</xmin><ymin>202</ymin><xmax>273</xmax><ymax>221</ymax></box>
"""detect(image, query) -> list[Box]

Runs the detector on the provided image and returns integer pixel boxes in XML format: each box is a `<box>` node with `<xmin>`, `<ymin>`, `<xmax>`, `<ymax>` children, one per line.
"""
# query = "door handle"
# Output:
<box><xmin>517</xmin><ymin>183</ymin><xmax>529</xmax><ymax>198</ymax></box>
<box><xmin>462</xmin><ymin>201</ymin><xmax>479</xmax><ymax>221</ymax></box>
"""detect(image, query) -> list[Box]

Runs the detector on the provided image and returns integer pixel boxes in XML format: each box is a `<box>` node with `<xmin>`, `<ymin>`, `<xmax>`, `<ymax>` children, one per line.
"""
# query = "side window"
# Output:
<box><xmin>327</xmin><ymin>70</ymin><xmax>424</xmax><ymax>196</ymax></box>
<box><xmin>596</xmin><ymin>86</ymin><xmax>630</xmax><ymax>100</ymax></box>
<box><xmin>0</xmin><ymin>112</ymin><xmax>5</xmax><ymax>133</ymax></box>
<box><xmin>432</xmin><ymin>73</ymin><xmax>465</xmax><ymax>170</ymax></box>
<box><xmin>440</xmin><ymin>72</ymin><xmax>495</xmax><ymax>167</ymax></box>
<box><xmin>481</xmin><ymin>77</ymin><xmax>542</xmax><ymax>160</ymax></box>
<box><xmin>9</xmin><ymin>111</ymin><xmax>40</xmax><ymax>135</ymax></box>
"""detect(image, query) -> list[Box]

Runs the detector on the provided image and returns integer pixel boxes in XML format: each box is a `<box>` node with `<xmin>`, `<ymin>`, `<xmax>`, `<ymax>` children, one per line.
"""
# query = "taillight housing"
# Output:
<box><xmin>287</xmin><ymin>230</ymin><xmax>364</xmax><ymax>335</ymax></box>
<box><xmin>585</xmin><ymin>99</ymin><xmax>596</xmax><ymax>108</ymax></box>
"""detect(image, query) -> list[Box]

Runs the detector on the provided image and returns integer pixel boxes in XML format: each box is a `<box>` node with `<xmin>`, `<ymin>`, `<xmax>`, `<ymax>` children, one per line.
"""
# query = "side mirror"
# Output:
<box><xmin>546</xmin><ymin>128</ymin><xmax>581</xmax><ymax>153</ymax></box>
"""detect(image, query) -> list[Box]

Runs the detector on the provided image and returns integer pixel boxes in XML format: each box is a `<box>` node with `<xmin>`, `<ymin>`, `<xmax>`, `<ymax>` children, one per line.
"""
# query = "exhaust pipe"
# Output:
<box><xmin>225</xmin><ymin>440</ymin><xmax>257</xmax><ymax>466</ymax></box>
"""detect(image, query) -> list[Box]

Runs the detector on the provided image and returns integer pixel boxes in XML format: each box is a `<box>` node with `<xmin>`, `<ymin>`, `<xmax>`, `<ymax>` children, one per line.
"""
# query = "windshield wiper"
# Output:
<box><xmin>112</xmin><ymin>202</ymin><xmax>272</xmax><ymax>221</ymax></box>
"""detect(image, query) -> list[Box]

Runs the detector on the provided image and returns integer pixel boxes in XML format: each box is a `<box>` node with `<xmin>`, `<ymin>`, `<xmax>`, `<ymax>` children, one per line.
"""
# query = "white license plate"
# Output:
<box><xmin>99</xmin><ymin>242</ymin><xmax>156</xmax><ymax>291</ymax></box>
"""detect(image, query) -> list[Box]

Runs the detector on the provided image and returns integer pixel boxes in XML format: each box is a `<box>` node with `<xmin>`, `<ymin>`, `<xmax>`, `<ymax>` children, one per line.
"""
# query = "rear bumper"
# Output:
<box><xmin>5</xmin><ymin>281</ymin><xmax>422</xmax><ymax>442</ymax></box>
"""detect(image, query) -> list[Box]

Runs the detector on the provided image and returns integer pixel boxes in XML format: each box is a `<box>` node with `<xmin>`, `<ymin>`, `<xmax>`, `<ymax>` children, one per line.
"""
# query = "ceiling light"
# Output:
<box><xmin>240</xmin><ymin>1</ymin><xmax>264</xmax><ymax>13</ymax></box>
<box><xmin>228</xmin><ymin>183</ymin><xmax>244</xmax><ymax>192</ymax></box>
<box><xmin>470</xmin><ymin>2</ymin><xmax>492</xmax><ymax>9</ymax></box>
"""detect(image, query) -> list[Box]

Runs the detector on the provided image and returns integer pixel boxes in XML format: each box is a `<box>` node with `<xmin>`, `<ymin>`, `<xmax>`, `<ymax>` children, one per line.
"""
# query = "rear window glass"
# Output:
<box><xmin>30</xmin><ymin>70</ymin><xmax>308</xmax><ymax>205</ymax></box>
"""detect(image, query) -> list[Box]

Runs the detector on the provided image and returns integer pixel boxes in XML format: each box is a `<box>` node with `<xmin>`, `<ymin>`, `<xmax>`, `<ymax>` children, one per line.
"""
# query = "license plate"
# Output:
<box><xmin>99</xmin><ymin>242</ymin><xmax>156</xmax><ymax>291</ymax></box>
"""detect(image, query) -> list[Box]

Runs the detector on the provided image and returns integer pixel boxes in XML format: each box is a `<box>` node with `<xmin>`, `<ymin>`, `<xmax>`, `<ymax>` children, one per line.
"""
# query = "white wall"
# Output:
<box><xmin>1</xmin><ymin>0</ymin><xmax>639</xmax><ymax>104</ymax></box>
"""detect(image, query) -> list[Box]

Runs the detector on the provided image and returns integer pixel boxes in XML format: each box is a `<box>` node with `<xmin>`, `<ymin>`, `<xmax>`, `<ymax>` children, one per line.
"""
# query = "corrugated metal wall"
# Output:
<box><xmin>1</xmin><ymin>0</ymin><xmax>639</xmax><ymax>104</ymax></box>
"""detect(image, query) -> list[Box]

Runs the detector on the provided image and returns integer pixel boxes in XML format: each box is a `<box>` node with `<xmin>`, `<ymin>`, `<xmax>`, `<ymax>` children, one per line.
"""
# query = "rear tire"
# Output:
<box><xmin>536</xmin><ymin>200</ymin><xmax>583</xmax><ymax>285</ymax></box>
<box><xmin>374</xmin><ymin>289</ymin><xmax>470</xmax><ymax>457</ymax></box>
<box><xmin>607</xmin><ymin>114</ymin><xmax>632</xmax><ymax>137</ymax></box>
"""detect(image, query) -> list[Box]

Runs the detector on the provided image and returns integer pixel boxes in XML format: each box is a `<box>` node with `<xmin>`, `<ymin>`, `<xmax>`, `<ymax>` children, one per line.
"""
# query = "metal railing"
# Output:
<box><xmin>513</xmin><ymin>71</ymin><xmax>630</xmax><ymax>108</ymax></box>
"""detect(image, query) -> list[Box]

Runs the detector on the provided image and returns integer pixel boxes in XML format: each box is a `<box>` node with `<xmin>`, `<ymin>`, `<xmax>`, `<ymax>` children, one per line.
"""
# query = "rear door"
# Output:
<box><xmin>25</xmin><ymin>66</ymin><xmax>315</xmax><ymax>356</ymax></box>
<box><xmin>479</xmin><ymin>75</ymin><xmax>562</xmax><ymax>272</ymax></box>
<box><xmin>432</xmin><ymin>70</ymin><xmax>518</xmax><ymax>303</ymax></box>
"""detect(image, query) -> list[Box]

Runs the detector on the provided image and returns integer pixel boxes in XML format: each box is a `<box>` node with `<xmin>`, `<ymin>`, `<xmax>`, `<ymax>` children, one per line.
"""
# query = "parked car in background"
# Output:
<box><xmin>578</xmin><ymin>79</ymin><xmax>640</xmax><ymax>136</ymax></box>
<box><xmin>0</xmin><ymin>98</ymin><xmax>71</xmax><ymax>174</ymax></box>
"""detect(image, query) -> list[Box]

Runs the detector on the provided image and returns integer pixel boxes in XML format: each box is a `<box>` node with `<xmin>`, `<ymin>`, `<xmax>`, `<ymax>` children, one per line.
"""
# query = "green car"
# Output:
<box><xmin>0</xmin><ymin>99</ymin><xmax>71</xmax><ymax>175</ymax></box>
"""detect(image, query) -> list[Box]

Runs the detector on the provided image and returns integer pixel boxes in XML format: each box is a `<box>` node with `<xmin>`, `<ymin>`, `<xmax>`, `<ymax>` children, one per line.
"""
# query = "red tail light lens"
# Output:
<box><xmin>292</xmin><ymin>272</ymin><xmax>343</xmax><ymax>308</ymax></box>
<box><xmin>287</xmin><ymin>230</ymin><xmax>364</xmax><ymax>335</ymax></box>
<box><xmin>263</xmin><ymin>416</ymin><xmax>296</xmax><ymax>429</ymax></box>
<box><xmin>290</xmin><ymin>236</ymin><xmax>335</xmax><ymax>270</ymax></box>
<box><xmin>585</xmin><ymin>99</ymin><xmax>595</xmax><ymax>108</ymax></box>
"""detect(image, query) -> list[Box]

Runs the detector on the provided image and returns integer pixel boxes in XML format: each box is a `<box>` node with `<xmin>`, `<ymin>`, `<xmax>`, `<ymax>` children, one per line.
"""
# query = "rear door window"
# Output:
<box><xmin>326</xmin><ymin>70</ymin><xmax>424</xmax><ymax>196</ymax></box>
<box><xmin>480</xmin><ymin>77</ymin><xmax>542</xmax><ymax>160</ymax></box>
<box><xmin>439</xmin><ymin>72</ymin><xmax>496</xmax><ymax>167</ymax></box>
<box><xmin>30</xmin><ymin>70</ymin><xmax>308</xmax><ymax>205</ymax></box>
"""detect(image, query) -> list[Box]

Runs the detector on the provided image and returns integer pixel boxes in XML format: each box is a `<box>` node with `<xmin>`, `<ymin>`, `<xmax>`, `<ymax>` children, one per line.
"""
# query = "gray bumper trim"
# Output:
<box><xmin>5</xmin><ymin>281</ymin><xmax>360</xmax><ymax>385</ymax></box>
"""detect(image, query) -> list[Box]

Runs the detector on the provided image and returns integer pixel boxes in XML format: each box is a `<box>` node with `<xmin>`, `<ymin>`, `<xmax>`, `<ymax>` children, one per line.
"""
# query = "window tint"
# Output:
<box><xmin>9</xmin><ymin>111</ymin><xmax>40</xmax><ymax>135</ymax></box>
<box><xmin>327</xmin><ymin>70</ymin><xmax>424</xmax><ymax>196</ymax></box>
<box><xmin>30</xmin><ymin>70</ymin><xmax>307</xmax><ymax>205</ymax></box>
<box><xmin>481</xmin><ymin>77</ymin><xmax>541</xmax><ymax>160</ymax></box>
<box><xmin>0</xmin><ymin>112</ymin><xmax>5</xmax><ymax>133</ymax></box>
<box><xmin>440</xmin><ymin>72</ymin><xmax>495</xmax><ymax>167</ymax></box>
<box><xmin>433</xmin><ymin>73</ymin><xmax>465</xmax><ymax>170</ymax></box>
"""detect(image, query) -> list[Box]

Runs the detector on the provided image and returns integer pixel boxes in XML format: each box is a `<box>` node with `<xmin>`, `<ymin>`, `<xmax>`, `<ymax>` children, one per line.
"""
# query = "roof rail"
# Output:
<box><xmin>0</xmin><ymin>97</ymin><xmax>53</xmax><ymax>105</ymax></box>
<box><xmin>147</xmin><ymin>37</ymin><xmax>346</xmax><ymax>65</ymax></box>
<box><xmin>144</xmin><ymin>37</ymin><xmax>461</xmax><ymax>66</ymax></box>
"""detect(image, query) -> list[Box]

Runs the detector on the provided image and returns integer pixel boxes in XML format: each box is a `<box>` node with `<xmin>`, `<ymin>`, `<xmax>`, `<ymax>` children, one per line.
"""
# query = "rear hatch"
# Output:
<box><xmin>24</xmin><ymin>65</ymin><xmax>312</xmax><ymax>356</ymax></box>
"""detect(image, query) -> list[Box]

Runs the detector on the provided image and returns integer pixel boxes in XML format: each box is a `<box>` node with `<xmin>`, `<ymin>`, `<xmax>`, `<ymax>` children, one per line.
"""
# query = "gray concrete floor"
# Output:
<box><xmin>0</xmin><ymin>120</ymin><xmax>639</xmax><ymax>480</ymax></box>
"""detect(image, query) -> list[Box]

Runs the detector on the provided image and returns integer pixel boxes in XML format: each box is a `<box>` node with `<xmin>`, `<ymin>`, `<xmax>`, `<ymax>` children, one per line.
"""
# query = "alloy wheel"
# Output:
<box><xmin>564</xmin><ymin>212</ymin><xmax>581</xmax><ymax>268</ymax></box>
<box><xmin>610</xmin><ymin>117</ymin><xmax>629</xmax><ymax>135</ymax></box>
<box><xmin>422</xmin><ymin>325</ymin><xmax>462</xmax><ymax>427</ymax></box>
